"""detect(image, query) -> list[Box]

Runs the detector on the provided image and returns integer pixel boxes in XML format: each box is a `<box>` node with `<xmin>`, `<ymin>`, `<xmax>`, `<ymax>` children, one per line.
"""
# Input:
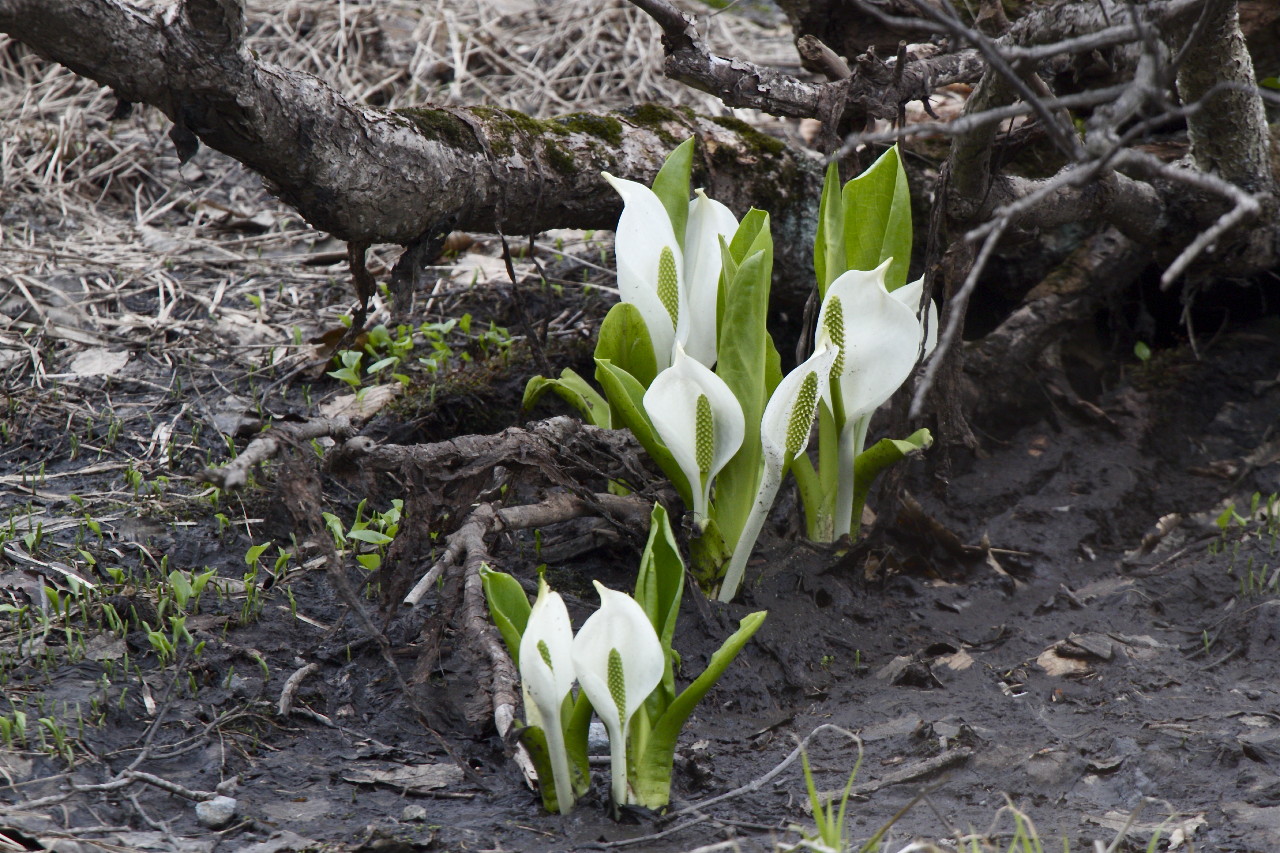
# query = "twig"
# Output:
<box><xmin>202</xmin><ymin>416</ymin><xmax>356</xmax><ymax>490</ymax></box>
<box><xmin>909</xmin><ymin>215</ymin><xmax>1009</xmax><ymax>419</ymax></box>
<box><xmin>277</xmin><ymin>662</ymin><xmax>320</xmax><ymax>716</ymax></box>
<box><xmin>662</xmin><ymin>723</ymin><xmax>854</xmax><ymax>821</ymax></box>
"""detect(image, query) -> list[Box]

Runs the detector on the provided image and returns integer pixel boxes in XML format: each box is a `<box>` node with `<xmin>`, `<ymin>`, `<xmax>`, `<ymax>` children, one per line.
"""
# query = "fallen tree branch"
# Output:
<box><xmin>629</xmin><ymin>0</ymin><xmax>983</xmax><ymax>134</ymax></box>
<box><xmin>0</xmin><ymin>0</ymin><xmax>819</xmax><ymax>254</ymax></box>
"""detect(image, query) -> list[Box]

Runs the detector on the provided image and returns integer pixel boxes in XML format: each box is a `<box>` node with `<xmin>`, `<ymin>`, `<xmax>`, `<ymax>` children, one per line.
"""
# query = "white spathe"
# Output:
<box><xmin>814</xmin><ymin>259</ymin><xmax>922</xmax><ymax>425</ymax></box>
<box><xmin>518</xmin><ymin>579</ymin><xmax>578</xmax><ymax>813</ymax></box>
<box><xmin>759</xmin><ymin>343</ymin><xmax>838</xmax><ymax>472</ymax></box>
<box><xmin>678</xmin><ymin>189</ymin><xmax>738</xmax><ymax>368</ymax></box>
<box><xmin>814</xmin><ymin>259</ymin><xmax>924</xmax><ymax>538</ymax></box>
<box><xmin>603</xmin><ymin>173</ymin><xmax>684</xmax><ymax>371</ymax></box>
<box><xmin>718</xmin><ymin>344</ymin><xmax>837</xmax><ymax>602</ymax></box>
<box><xmin>571</xmin><ymin>582</ymin><xmax>664</xmax><ymax>805</ymax></box>
<box><xmin>643</xmin><ymin>343</ymin><xmax>745</xmax><ymax>521</ymax></box>
<box><xmin>889</xmin><ymin>276</ymin><xmax>938</xmax><ymax>357</ymax></box>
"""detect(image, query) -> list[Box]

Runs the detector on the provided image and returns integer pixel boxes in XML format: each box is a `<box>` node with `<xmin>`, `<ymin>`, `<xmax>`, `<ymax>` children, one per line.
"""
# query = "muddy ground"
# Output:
<box><xmin>3</xmin><ymin>225</ymin><xmax>1280</xmax><ymax>853</ymax></box>
<box><xmin>5</xmin><ymin>3</ymin><xmax>1280</xmax><ymax>848</ymax></box>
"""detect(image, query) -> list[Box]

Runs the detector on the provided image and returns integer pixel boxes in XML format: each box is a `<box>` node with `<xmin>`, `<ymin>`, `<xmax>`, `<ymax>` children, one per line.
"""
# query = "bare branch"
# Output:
<box><xmin>626</xmin><ymin>0</ymin><xmax>984</xmax><ymax>128</ymax></box>
<box><xmin>0</xmin><ymin>0</ymin><xmax>818</xmax><ymax>249</ymax></box>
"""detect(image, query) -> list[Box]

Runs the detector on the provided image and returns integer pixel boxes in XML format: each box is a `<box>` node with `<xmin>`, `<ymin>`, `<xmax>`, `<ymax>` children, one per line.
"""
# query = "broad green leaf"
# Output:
<box><xmin>651</xmin><ymin>138</ymin><xmax>694</xmax><ymax>249</ymax></box>
<box><xmin>634</xmin><ymin>503</ymin><xmax>684</xmax><ymax>652</ymax></box>
<box><xmin>347</xmin><ymin>529</ymin><xmax>393</xmax><ymax>545</ymax></box>
<box><xmin>727</xmin><ymin>208</ymin><xmax>771</xmax><ymax>267</ymax></box>
<box><xmin>814</xmin><ymin>162</ymin><xmax>846</xmax><ymax>295</ymax></box>
<box><xmin>517</xmin><ymin>725</ymin><xmax>568</xmax><ymax>813</ymax></box>
<box><xmin>481</xmin><ymin>567</ymin><xmax>531</xmax><ymax>666</ymax></box>
<box><xmin>688</xmin><ymin>516</ymin><xmax>731</xmax><ymax>590</ymax></box>
<box><xmin>595</xmin><ymin>359</ymin><xmax>694</xmax><ymax>508</ymax></box>
<box><xmin>715</xmin><ymin>235</ymin><xmax>735</xmax><ymax>342</ymax></box>
<box><xmin>712</xmin><ymin>247</ymin><xmax>772</xmax><ymax>551</ymax></box>
<box><xmin>634</xmin><ymin>503</ymin><xmax>685</xmax><ymax>705</ymax></box>
<box><xmin>595</xmin><ymin>302</ymin><xmax>658</xmax><ymax>389</ymax></box>
<box><xmin>631</xmin><ymin>610</ymin><xmax>767</xmax><ymax>809</ymax></box>
<box><xmin>563</xmin><ymin>691</ymin><xmax>594</xmax><ymax>798</ymax></box>
<box><xmin>842</xmin><ymin>145</ymin><xmax>912</xmax><ymax>291</ymax></box>
<box><xmin>522</xmin><ymin>370</ymin><xmax>612</xmax><ymax>428</ymax></box>
<box><xmin>850</xmin><ymin>428</ymin><xmax>932</xmax><ymax>533</ymax></box>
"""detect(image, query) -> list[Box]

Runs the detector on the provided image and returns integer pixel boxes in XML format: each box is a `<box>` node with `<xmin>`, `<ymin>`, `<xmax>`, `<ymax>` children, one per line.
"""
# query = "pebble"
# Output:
<box><xmin>402</xmin><ymin>805</ymin><xmax>428</xmax><ymax>821</ymax></box>
<box><xmin>588</xmin><ymin>720</ymin><xmax>608</xmax><ymax>753</ymax></box>
<box><xmin>195</xmin><ymin>795</ymin><xmax>238</xmax><ymax>829</ymax></box>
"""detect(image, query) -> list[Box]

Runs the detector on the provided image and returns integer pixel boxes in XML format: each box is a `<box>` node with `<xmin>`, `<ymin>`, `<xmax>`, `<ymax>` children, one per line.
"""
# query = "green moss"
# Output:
<box><xmin>624</xmin><ymin>103</ymin><xmax>688</xmax><ymax>146</ymax></box>
<box><xmin>395</xmin><ymin>108</ymin><xmax>482</xmax><ymax>153</ymax></box>
<box><xmin>709</xmin><ymin>115</ymin><xmax>786</xmax><ymax>155</ymax></box>
<box><xmin>550</xmin><ymin>113</ymin><xmax>624</xmax><ymax>146</ymax></box>
<box><xmin>544</xmin><ymin>142</ymin><xmax>578</xmax><ymax>175</ymax></box>
<box><xmin>463</xmin><ymin>106</ymin><xmax>515</xmax><ymax>156</ymax></box>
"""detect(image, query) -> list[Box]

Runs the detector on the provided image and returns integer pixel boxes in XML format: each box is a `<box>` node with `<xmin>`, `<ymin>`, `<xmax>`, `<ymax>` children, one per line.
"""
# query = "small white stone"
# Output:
<box><xmin>588</xmin><ymin>720</ymin><xmax>609</xmax><ymax>753</ymax></box>
<box><xmin>195</xmin><ymin>795</ymin><xmax>238</xmax><ymax>829</ymax></box>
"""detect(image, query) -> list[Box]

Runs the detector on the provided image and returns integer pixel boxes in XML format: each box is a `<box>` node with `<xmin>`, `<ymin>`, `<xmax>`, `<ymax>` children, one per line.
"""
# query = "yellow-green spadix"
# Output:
<box><xmin>602</xmin><ymin>174</ymin><xmax>737</xmax><ymax>371</ymax></box>
<box><xmin>518</xmin><ymin>578</ymin><xmax>577</xmax><ymax>813</ymax></box>
<box><xmin>814</xmin><ymin>259</ymin><xmax>923</xmax><ymax>538</ymax></box>
<box><xmin>643</xmin><ymin>343</ymin><xmax>745</xmax><ymax>522</ymax></box>
<box><xmin>571</xmin><ymin>581</ymin><xmax>664</xmax><ymax>805</ymax></box>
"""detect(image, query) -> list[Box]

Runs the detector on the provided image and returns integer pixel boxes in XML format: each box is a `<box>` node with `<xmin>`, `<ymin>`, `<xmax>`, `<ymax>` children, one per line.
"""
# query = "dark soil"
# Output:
<box><xmin>4</xmin><ymin>303</ymin><xmax>1280</xmax><ymax>853</ymax></box>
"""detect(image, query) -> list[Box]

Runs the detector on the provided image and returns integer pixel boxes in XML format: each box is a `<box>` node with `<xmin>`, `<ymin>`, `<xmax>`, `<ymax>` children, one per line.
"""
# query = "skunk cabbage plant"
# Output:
<box><xmin>483</xmin><ymin>505</ymin><xmax>766</xmax><ymax>812</ymax></box>
<box><xmin>518</xmin><ymin>580</ymin><xmax>578</xmax><ymax>813</ymax></box>
<box><xmin>717</xmin><ymin>343</ymin><xmax>837</xmax><ymax>602</ymax></box>
<box><xmin>643</xmin><ymin>343</ymin><xmax>745</xmax><ymax>523</ymax></box>
<box><xmin>525</xmin><ymin>141</ymin><xmax>935</xmax><ymax>598</ymax></box>
<box><xmin>571</xmin><ymin>581</ymin><xmax>664</xmax><ymax>805</ymax></box>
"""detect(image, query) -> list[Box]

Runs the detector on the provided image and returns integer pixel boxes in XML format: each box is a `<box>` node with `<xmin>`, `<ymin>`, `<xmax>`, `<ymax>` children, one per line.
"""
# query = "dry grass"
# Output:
<box><xmin>0</xmin><ymin>0</ymin><xmax>796</xmax><ymax>394</ymax></box>
<box><xmin>0</xmin><ymin>0</ymin><xmax>798</xmax><ymax>527</ymax></box>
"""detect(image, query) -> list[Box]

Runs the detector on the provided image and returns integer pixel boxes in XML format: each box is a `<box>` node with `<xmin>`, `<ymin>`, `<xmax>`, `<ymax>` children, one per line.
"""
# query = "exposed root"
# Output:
<box><xmin>202</xmin><ymin>416</ymin><xmax>356</xmax><ymax>490</ymax></box>
<box><xmin>405</xmin><ymin>491</ymin><xmax>651</xmax><ymax>607</ymax></box>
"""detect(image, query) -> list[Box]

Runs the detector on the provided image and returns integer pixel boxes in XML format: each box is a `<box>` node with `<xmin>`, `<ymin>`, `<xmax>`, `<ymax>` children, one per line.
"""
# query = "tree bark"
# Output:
<box><xmin>0</xmin><ymin>0</ymin><xmax>819</xmax><ymax>256</ymax></box>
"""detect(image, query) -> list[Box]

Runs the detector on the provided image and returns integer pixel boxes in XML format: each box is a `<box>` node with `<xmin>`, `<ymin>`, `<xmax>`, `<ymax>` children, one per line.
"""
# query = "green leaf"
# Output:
<box><xmin>814</xmin><ymin>161</ymin><xmax>846</xmax><ymax>294</ymax></box>
<box><xmin>633</xmin><ymin>503</ymin><xmax>685</xmax><ymax>706</ymax></box>
<box><xmin>850</xmin><ymin>428</ymin><xmax>932</xmax><ymax>534</ymax></box>
<box><xmin>842</xmin><ymin>145</ymin><xmax>912</xmax><ymax>291</ymax></box>
<box><xmin>631</xmin><ymin>610</ymin><xmax>767</xmax><ymax>809</ymax></box>
<box><xmin>727</xmin><ymin>208</ymin><xmax>771</xmax><ymax>266</ymax></box>
<box><xmin>481</xmin><ymin>567</ymin><xmax>531</xmax><ymax>666</ymax></box>
<box><xmin>346</xmin><ymin>528</ymin><xmax>394</xmax><ymax>545</ymax></box>
<box><xmin>517</xmin><ymin>724</ymin><xmax>569</xmax><ymax>813</ymax></box>
<box><xmin>711</xmin><ymin>246</ymin><xmax>773</xmax><ymax>555</ymax></box>
<box><xmin>522</xmin><ymin>370</ymin><xmax>613</xmax><ymax>428</ymax></box>
<box><xmin>594</xmin><ymin>359</ymin><xmax>694</xmax><ymax>508</ymax></box>
<box><xmin>651</xmin><ymin>138</ymin><xmax>695</xmax><ymax>249</ymax></box>
<box><xmin>563</xmin><ymin>691</ymin><xmax>594</xmax><ymax>799</ymax></box>
<box><xmin>688</xmin><ymin>517</ymin><xmax>732</xmax><ymax>590</ymax></box>
<box><xmin>595</xmin><ymin>302</ymin><xmax>658</xmax><ymax>389</ymax></box>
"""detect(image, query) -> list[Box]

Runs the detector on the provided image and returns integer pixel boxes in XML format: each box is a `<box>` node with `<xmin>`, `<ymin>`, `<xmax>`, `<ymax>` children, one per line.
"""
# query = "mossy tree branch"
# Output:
<box><xmin>0</xmin><ymin>0</ymin><xmax>818</xmax><ymax>256</ymax></box>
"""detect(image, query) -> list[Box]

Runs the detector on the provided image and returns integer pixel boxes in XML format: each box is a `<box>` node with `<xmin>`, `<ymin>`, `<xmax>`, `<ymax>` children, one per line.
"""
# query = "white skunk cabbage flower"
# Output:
<box><xmin>814</xmin><ymin>259</ymin><xmax>922</xmax><ymax>537</ymax></box>
<box><xmin>603</xmin><ymin>175</ymin><xmax>737</xmax><ymax>371</ymax></box>
<box><xmin>643</xmin><ymin>343</ymin><xmax>745</xmax><ymax>521</ymax></box>
<box><xmin>571</xmin><ymin>582</ymin><xmax>664</xmax><ymax>805</ymax></box>
<box><xmin>679</xmin><ymin>189</ymin><xmax>738</xmax><ymax>367</ymax></box>
<box><xmin>717</xmin><ymin>344</ymin><xmax>837</xmax><ymax>602</ymax></box>
<box><xmin>518</xmin><ymin>579</ymin><xmax>578</xmax><ymax>813</ymax></box>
